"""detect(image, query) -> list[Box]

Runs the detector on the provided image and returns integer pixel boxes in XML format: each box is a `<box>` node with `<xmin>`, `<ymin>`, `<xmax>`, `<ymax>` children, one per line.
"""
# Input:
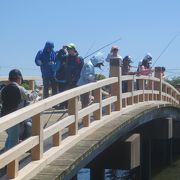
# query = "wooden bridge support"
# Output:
<box><xmin>136</xmin><ymin>117</ymin><xmax>173</xmax><ymax>180</ymax></box>
<box><xmin>172</xmin><ymin>119</ymin><xmax>180</xmax><ymax>156</ymax></box>
<box><xmin>141</xmin><ymin>138</ymin><xmax>151</xmax><ymax>180</ymax></box>
<box><xmin>87</xmin><ymin>133</ymin><xmax>140</xmax><ymax>180</ymax></box>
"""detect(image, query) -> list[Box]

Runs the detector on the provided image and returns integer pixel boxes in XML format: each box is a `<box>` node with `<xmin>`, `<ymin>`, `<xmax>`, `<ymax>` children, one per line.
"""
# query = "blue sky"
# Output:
<box><xmin>0</xmin><ymin>0</ymin><xmax>180</xmax><ymax>78</ymax></box>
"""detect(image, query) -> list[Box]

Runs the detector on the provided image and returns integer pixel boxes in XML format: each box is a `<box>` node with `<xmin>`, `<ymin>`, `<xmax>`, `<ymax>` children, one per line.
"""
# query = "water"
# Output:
<box><xmin>78</xmin><ymin>169</ymin><xmax>134</xmax><ymax>180</ymax></box>
<box><xmin>78</xmin><ymin>156</ymin><xmax>180</xmax><ymax>180</ymax></box>
<box><xmin>152</xmin><ymin>156</ymin><xmax>180</xmax><ymax>180</ymax></box>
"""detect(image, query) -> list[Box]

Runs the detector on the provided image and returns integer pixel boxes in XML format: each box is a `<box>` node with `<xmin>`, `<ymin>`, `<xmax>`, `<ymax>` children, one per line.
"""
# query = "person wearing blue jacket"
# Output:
<box><xmin>35</xmin><ymin>41</ymin><xmax>57</xmax><ymax>98</ymax></box>
<box><xmin>77</xmin><ymin>52</ymin><xmax>104</xmax><ymax>108</ymax></box>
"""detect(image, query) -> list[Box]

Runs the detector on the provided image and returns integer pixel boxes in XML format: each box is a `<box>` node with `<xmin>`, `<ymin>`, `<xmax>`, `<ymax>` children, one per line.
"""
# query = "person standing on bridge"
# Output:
<box><xmin>106</xmin><ymin>45</ymin><xmax>122</xmax><ymax>77</ymax></box>
<box><xmin>65</xmin><ymin>43</ymin><xmax>84</xmax><ymax>90</ymax></box>
<box><xmin>0</xmin><ymin>69</ymin><xmax>38</xmax><ymax>150</ymax></box>
<box><xmin>77</xmin><ymin>52</ymin><xmax>104</xmax><ymax>108</ymax></box>
<box><xmin>136</xmin><ymin>53</ymin><xmax>154</xmax><ymax>90</ymax></box>
<box><xmin>122</xmin><ymin>55</ymin><xmax>135</xmax><ymax>92</ymax></box>
<box><xmin>35</xmin><ymin>41</ymin><xmax>57</xmax><ymax>98</ymax></box>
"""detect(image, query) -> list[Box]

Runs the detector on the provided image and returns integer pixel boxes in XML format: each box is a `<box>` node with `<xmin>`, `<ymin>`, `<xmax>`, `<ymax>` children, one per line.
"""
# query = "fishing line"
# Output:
<box><xmin>152</xmin><ymin>32</ymin><xmax>180</xmax><ymax>67</ymax></box>
<box><xmin>84</xmin><ymin>38</ymin><xmax>121</xmax><ymax>60</ymax></box>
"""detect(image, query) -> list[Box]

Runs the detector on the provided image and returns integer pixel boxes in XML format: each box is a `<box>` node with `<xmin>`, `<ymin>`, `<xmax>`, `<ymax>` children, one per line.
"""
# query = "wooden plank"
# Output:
<box><xmin>102</xmin><ymin>96</ymin><xmax>117</xmax><ymax>107</ymax></box>
<box><xmin>78</xmin><ymin>103</ymin><xmax>99</xmax><ymax>119</ymax></box>
<box><xmin>43</xmin><ymin>115</ymin><xmax>75</xmax><ymax>140</ymax></box>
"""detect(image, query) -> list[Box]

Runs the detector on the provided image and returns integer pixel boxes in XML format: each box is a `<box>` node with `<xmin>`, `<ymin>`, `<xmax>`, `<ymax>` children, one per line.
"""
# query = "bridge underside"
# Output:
<box><xmin>31</xmin><ymin>102</ymin><xmax>180</xmax><ymax>180</ymax></box>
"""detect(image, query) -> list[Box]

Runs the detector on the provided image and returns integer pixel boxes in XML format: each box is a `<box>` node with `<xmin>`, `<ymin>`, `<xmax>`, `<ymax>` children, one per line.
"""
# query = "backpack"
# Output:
<box><xmin>1</xmin><ymin>83</ymin><xmax>21</xmax><ymax>116</ymax></box>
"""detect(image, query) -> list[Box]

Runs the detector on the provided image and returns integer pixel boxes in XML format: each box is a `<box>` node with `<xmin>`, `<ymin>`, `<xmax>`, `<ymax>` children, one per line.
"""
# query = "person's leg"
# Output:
<box><xmin>43</xmin><ymin>77</ymin><xmax>49</xmax><ymax>98</ymax></box>
<box><xmin>50</xmin><ymin>78</ymin><xmax>57</xmax><ymax>96</ymax></box>
<box><xmin>81</xmin><ymin>92</ymin><xmax>90</xmax><ymax>108</ymax></box>
<box><xmin>5</xmin><ymin>124</ymin><xmax>20</xmax><ymax>150</ymax></box>
<box><xmin>23</xmin><ymin>118</ymin><xmax>32</xmax><ymax>139</ymax></box>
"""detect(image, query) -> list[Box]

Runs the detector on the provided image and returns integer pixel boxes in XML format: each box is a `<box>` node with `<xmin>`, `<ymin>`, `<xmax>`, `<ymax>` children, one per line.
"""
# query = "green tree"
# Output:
<box><xmin>95</xmin><ymin>74</ymin><xmax>106</xmax><ymax>80</ymax></box>
<box><xmin>166</xmin><ymin>76</ymin><xmax>180</xmax><ymax>87</ymax></box>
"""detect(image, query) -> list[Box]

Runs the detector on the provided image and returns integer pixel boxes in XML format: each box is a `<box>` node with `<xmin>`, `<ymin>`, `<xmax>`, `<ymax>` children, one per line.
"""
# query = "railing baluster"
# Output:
<box><xmin>53</xmin><ymin>131</ymin><xmax>61</xmax><ymax>146</ymax></box>
<box><xmin>127</xmin><ymin>79</ymin><xmax>134</xmax><ymax>105</ymax></box>
<box><xmin>68</xmin><ymin>97</ymin><xmax>78</xmax><ymax>135</ymax></box>
<box><xmin>139</xmin><ymin>79</ymin><xmax>145</xmax><ymax>102</ymax></box>
<box><xmin>7</xmin><ymin>159</ymin><xmax>18</xmax><ymax>178</ymax></box>
<box><xmin>31</xmin><ymin>113</ymin><xmax>43</xmax><ymax>160</ymax></box>
<box><xmin>93</xmin><ymin>88</ymin><xmax>102</xmax><ymax>120</ymax></box>
<box><xmin>83</xmin><ymin>115</ymin><xmax>90</xmax><ymax>127</ymax></box>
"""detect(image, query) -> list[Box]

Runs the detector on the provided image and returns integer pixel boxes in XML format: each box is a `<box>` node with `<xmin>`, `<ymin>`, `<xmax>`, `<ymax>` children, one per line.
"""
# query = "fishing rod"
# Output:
<box><xmin>152</xmin><ymin>32</ymin><xmax>180</xmax><ymax>67</ymax></box>
<box><xmin>83</xmin><ymin>38</ymin><xmax>121</xmax><ymax>60</ymax></box>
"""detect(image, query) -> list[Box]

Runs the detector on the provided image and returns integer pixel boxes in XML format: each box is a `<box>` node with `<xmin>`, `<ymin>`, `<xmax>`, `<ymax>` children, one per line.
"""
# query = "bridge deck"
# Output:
<box><xmin>29</xmin><ymin>102</ymin><xmax>169</xmax><ymax>180</ymax></box>
<box><xmin>0</xmin><ymin>101</ymin><xmax>178</xmax><ymax>179</ymax></box>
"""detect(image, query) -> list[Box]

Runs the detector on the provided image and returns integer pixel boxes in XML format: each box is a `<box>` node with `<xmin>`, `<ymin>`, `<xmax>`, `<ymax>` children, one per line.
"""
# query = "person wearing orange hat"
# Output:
<box><xmin>106</xmin><ymin>45</ymin><xmax>122</xmax><ymax>62</ymax></box>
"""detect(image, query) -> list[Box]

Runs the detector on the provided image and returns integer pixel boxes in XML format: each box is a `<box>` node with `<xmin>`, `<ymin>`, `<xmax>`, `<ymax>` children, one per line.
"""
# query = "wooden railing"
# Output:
<box><xmin>0</xmin><ymin>59</ymin><xmax>179</xmax><ymax>179</ymax></box>
<box><xmin>0</xmin><ymin>76</ymin><xmax>41</xmax><ymax>90</ymax></box>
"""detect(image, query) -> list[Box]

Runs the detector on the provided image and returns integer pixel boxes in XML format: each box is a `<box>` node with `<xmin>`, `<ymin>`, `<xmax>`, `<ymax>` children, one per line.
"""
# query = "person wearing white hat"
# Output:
<box><xmin>77</xmin><ymin>52</ymin><xmax>104</xmax><ymax>108</ymax></box>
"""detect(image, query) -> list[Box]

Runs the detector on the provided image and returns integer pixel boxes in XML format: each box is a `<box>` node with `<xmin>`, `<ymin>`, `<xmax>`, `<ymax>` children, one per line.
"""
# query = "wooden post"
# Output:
<box><xmin>31</xmin><ymin>114</ymin><xmax>43</xmax><ymax>160</ymax></box>
<box><xmin>53</xmin><ymin>131</ymin><xmax>61</xmax><ymax>146</ymax></box>
<box><xmin>29</xmin><ymin>80</ymin><xmax>35</xmax><ymax>90</ymax></box>
<box><xmin>154</xmin><ymin>67</ymin><xmax>163</xmax><ymax>101</ymax></box>
<box><xmin>110</xmin><ymin>58</ymin><xmax>122</xmax><ymax>111</ymax></box>
<box><xmin>139</xmin><ymin>79</ymin><xmax>144</xmax><ymax>102</ymax></box>
<box><xmin>7</xmin><ymin>159</ymin><xmax>18</xmax><ymax>178</ymax></box>
<box><xmin>93</xmin><ymin>88</ymin><xmax>102</xmax><ymax>120</ymax></box>
<box><xmin>149</xmin><ymin>80</ymin><xmax>153</xmax><ymax>101</ymax></box>
<box><xmin>68</xmin><ymin>97</ymin><xmax>78</xmax><ymax>135</ymax></box>
<box><xmin>127</xmin><ymin>79</ymin><xmax>134</xmax><ymax>105</ymax></box>
<box><xmin>105</xmin><ymin>104</ymin><xmax>111</xmax><ymax>115</ymax></box>
<box><xmin>82</xmin><ymin>115</ymin><xmax>90</xmax><ymax>127</ymax></box>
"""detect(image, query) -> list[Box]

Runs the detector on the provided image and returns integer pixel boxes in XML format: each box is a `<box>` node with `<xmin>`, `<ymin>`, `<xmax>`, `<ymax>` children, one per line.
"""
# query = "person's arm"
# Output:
<box><xmin>105</xmin><ymin>53</ymin><xmax>111</xmax><ymax>62</ymax></box>
<box><xmin>35</xmin><ymin>51</ymin><xmax>43</xmax><ymax>66</ymax></box>
<box><xmin>19</xmin><ymin>86</ymin><xmax>38</xmax><ymax>102</ymax></box>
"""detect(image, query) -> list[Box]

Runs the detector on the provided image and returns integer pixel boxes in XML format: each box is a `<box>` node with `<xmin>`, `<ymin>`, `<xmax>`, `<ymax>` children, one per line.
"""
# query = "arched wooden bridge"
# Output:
<box><xmin>0</xmin><ymin>59</ymin><xmax>180</xmax><ymax>180</ymax></box>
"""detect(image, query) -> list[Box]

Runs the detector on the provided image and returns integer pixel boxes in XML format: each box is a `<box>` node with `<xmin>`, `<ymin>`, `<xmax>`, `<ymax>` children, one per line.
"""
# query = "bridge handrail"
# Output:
<box><xmin>162</xmin><ymin>79</ymin><xmax>180</xmax><ymax>94</ymax></box>
<box><xmin>0</xmin><ymin>76</ymin><xmax>42</xmax><ymax>90</ymax></box>
<box><xmin>0</xmin><ymin>77</ymin><xmax>118</xmax><ymax>133</ymax></box>
<box><xmin>0</xmin><ymin>76</ymin><xmax>41</xmax><ymax>81</ymax></box>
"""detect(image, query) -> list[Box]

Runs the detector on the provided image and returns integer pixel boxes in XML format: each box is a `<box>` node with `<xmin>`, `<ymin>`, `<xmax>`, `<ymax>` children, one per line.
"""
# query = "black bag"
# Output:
<box><xmin>1</xmin><ymin>83</ymin><xmax>21</xmax><ymax>116</ymax></box>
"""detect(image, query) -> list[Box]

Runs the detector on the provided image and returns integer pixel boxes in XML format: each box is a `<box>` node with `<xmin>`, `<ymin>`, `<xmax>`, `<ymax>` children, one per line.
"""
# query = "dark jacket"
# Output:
<box><xmin>65</xmin><ymin>54</ymin><xmax>84</xmax><ymax>88</ymax></box>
